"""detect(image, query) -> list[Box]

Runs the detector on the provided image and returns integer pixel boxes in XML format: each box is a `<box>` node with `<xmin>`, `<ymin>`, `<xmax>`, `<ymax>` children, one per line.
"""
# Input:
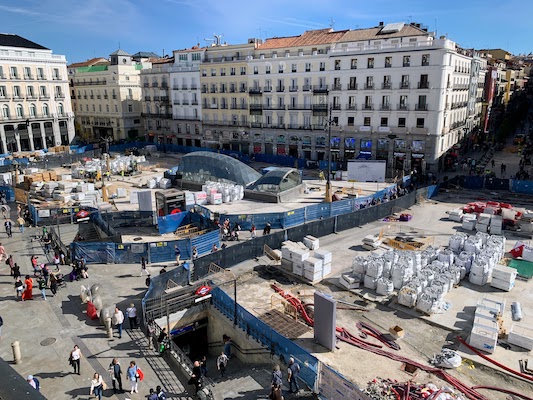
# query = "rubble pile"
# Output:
<box><xmin>365</xmin><ymin>379</ymin><xmax>466</xmax><ymax>400</ymax></box>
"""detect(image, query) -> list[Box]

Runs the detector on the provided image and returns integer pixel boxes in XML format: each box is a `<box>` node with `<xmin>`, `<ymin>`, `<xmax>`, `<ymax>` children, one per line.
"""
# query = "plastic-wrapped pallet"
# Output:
<box><xmin>366</xmin><ymin>260</ymin><xmax>383</xmax><ymax>278</ymax></box>
<box><xmin>322</xmin><ymin>263</ymin><xmax>332</xmax><ymax>278</ymax></box>
<box><xmin>490</xmin><ymin>264</ymin><xmax>517</xmax><ymax>292</ymax></box>
<box><xmin>292</xmin><ymin>262</ymin><xmax>303</xmax><ymax>276</ymax></box>
<box><xmin>352</xmin><ymin>256</ymin><xmax>367</xmax><ymax>275</ymax></box>
<box><xmin>376</xmin><ymin>278</ymin><xmax>394</xmax><ymax>296</ymax></box>
<box><xmin>462</xmin><ymin>214</ymin><xmax>477</xmax><ymax>230</ymax></box>
<box><xmin>314</xmin><ymin>249</ymin><xmax>332</xmax><ymax>264</ymax></box>
<box><xmin>397</xmin><ymin>286</ymin><xmax>418</xmax><ymax>308</ymax></box>
<box><xmin>303</xmin><ymin>235</ymin><xmax>319</xmax><ymax>250</ymax></box>
<box><xmin>304</xmin><ymin>257</ymin><xmax>323</xmax><ymax>273</ymax></box>
<box><xmin>339</xmin><ymin>274</ymin><xmax>361</xmax><ymax>290</ymax></box>
<box><xmin>363</xmin><ymin>274</ymin><xmax>379</xmax><ymax>290</ymax></box>
<box><xmin>477</xmin><ymin>213</ymin><xmax>491</xmax><ymax>225</ymax></box>
<box><xmin>522</xmin><ymin>245</ymin><xmax>533</xmax><ymax>262</ymax></box>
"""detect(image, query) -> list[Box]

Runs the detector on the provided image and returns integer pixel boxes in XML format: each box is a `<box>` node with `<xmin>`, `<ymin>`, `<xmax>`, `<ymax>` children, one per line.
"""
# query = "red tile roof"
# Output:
<box><xmin>338</xmin><ymin>24</ymin><xmax>429</xmax><ymax>42</ymax></box>
<box><xmin>68</xmin><ymin>57</ymin><xmax>109</xmax><ymax>68</ymax></box>
<box><xmin>259</xmin><ymin>28</ymin><xmax>348</xmax><ymax>50</ymax></box>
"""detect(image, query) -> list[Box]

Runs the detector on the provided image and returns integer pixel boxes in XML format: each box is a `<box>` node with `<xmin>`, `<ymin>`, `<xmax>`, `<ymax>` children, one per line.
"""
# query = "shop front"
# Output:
<box><xmin>277</xmin><ymin>134</ymin><xmax>286</xmax><ymax>155</ymax></box>
<box><xmin>357</xmin><ymin>138</ymin><xmax>372</xmax><ymax>159</ymax></box>
<box><xmin>411</xmin><ymin>153</ymin><xmax>425</xmax><ymax>173</ymax></box>
<box><xmin>344</xmin><ymin>137</ymin><xmax>356</xmax><ymax>160</ymax></box>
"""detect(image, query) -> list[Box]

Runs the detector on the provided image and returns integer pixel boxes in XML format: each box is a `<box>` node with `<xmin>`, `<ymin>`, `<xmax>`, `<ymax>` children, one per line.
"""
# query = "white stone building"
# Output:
<box><xmin>0</xmin><ymin>34</ymin><xmax>74</xmax><ymax>152</ymax></box>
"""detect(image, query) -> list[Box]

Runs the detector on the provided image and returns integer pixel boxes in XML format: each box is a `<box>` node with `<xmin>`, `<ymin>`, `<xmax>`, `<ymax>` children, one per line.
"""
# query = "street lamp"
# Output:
<box><xmin>324</xmin><ymin>104</ymin><xmax>333</xmax><ymax>203</ymax></box>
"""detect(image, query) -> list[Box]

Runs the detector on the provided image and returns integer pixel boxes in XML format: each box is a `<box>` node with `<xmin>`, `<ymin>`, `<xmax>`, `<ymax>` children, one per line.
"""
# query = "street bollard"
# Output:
<box><xmin>105</xmin><ymin>317</ymin><xmax>113</xmax><ymax>338</ymax></box>
<box><xmin>11</xmin><ymin>341</ymin><xmax>21</xmax><ymax>364</ymax></box>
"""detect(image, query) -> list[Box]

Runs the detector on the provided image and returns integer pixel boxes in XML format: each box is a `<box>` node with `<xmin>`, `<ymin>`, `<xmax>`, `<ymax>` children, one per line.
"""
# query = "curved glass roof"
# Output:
<box><xmin>249</xmin><ymin>168</ymin><xmax>301</xmax><ymax>193</ymax></box>
<box><xmin>180</xmin><ymin>152</ymin><xmax>261</xmax><ymax>186</ymax></box>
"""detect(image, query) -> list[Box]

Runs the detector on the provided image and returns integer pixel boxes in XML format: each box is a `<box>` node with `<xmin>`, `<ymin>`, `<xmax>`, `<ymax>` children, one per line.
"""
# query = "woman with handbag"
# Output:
<box><xmin>89</xmin><ymin>372</ymin><xmax>106</xmax><ymax>399</ymax></box>
<box><xmin>69</xmin><ymin>345</ymin><xmax>82</xmax><ymax>375</ymax></box>
<box><xmin>126</xmin><ymin>361</ymin><xmax>139</xmax><ymax>394</ymax></box>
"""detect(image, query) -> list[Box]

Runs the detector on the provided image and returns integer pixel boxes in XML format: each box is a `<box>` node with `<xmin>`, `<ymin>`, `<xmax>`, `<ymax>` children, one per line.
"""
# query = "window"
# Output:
<box><xmin>401</xmin><ymin>75</ymin><xmax>409</xmax><ymax>89</ymax></box>
<box><xmin>24</xmin><ymin>67</ymin><xmax>32</xmax><ymax>78</ymax></box>
<box><xmin>98</xmin><ymin>104</ymin><xmax>102</xmax><ymax>112</ymax></box>
<box><xmin>398</xmin><ymin>117</ymin><xmax>406</xmax><ymax>127</ymax></box>
<box><xmin>403</xmin><ymin>56</ymin><xmax>410</xmax><ymax>67</ymax></box>
<box><xmin>351</xmin><ymin>58</ymin><xmax>357</xmax><ymax>69</ymax></box>
<box><xmin>128</xmin><ymin>104</ymin><xmax>133</xmax><ymax>112</ymax></box>
<box><xmin>278</xmin><ymin>63</ymin><xmax>284</xmax><ymax>73</ymax></box>
<box><xmin>419</xmin><ymin>74</ymin><xmax>429</xmax><ymax>89</ymax></box>
<box><xmin>254</xmin><ymin>66</ymin><xmax>259</xmax><ymax>75</ymax></box>
<box><xmin>360</xmin><ymin>139</ymin><xmax>372</xmax><ymax>150</ymax></box>
<box><xmin>291</xmin><ymin>64</ymin><xmax>297</xmax><ymax>73</ymax></box>
<box><xmin>380</xmin><ymin>117</ymin><xmax>388</xmax><ymax>127</ymax></box>
<box><xmin>13</xmin><ymin>86</ymin><xmax>21</xmax><ymax>98</ymax></box>
<box><xmin>0</xmin><ymin>86</ymin><xmax>6</xmax><ymax>97</ymax></box>
<box><xmin>106</xmin><ymin>105</ymin><xmax>109</xmax><ymax>112</ymax></box>
<box><xmin>240</xmin><ymin>66</ymin><xmax>246</xmax><ymax>75</ymax></box>
<box><xmin>92</xmin><ymin>105</ymin><xmax>96</xmax><ymax>112</ymax></box>
<box><xmin>416</xmin><ymin>118</ymin><xmax>425</xmax><ymax>128</ymax></box>
<box><xmin>364</xmin><ymin>96</ymin><xmax>372</xmax><ymax>109</ymax></box>
<box><xmin>179</xmin><ymin>54</ymin><xmax>188</xmax><ymax>61</ymax></box>
<box><xmin>363</xmin><ymin>117</ymin><xmax>371</xmax><ymax>126</ymax></box>
<box><xmin>348</xmin><ymin>96</ymin><xmax>356</xmax><ymax>109</ymax></box>
<box><xmin>58</xmin><ymin>103</ymin><xmax>64</xmax><ymax>116</ymax></box>
<box><xmin>0</xmin><ymin>66</ymin><xmax>3</xmax><ymax>78</ymax></box>
<box><xmin>37</xmin><ymin>68</ymin><xmax>44</xmax><ymax>79</ymax></box>
<box><xmin>305</xmin><ymin>63</ymin><xmax>311</xmax><ymax>72</ymax></box>
<box><xmin>319</xmin><ymin>62</ymin><xmax>326</xmax><ymax>71</ymax></box>
<box><xmin>381</xmin><ymin>95</ymin><xmax>390</xmax><ymax>109</ymax></box>
<box><xmin>334</xmin><ymin>60</ymin><xmax>341</xmax><ymax>70</ymax></box>
<box><xmin>418</xmin><ymin>95</ymin><xmax>427</xmax><ymax>110</ymax></box>
<box><xmin>383</xmin><ymin>75</ymin><xmax>391</xmax><ymax>89</ymax></box>
<box><xmin>230</xmin><ymin>67</ymin><xmax>236</xmax><ymax>76</ymax></box>
<box><xmin>53</xmin><ymin>68</ymin><xmax>60</xmax><ymax>79</ymax></box>
<box><xmin>385</xmin><ymin>57</ymin><xmax>392</xmax><ymax>68</ymax></box>
<box><xmin>399</xmin><ymin>95</ymin><xmax>408</xmax><ymax>110</ymax></box>
<box><xmin>422</xmin><ymin>54</ymin><xmax>430</xmax><ymax>66</ymax></box>
<box><xmin>367</xmin><ymin>58</ymin><xmax>374</xmax><ymax>68</ymax></box>
<box><xmin>220</xmin><ymin>68</ymin><xmax>226</xmax><ymax>76</ymax></box>
<box><xmin>192</xmin><ymin>53</ymin><xmax>201</xmax><ymax>61</ymax></box>
<box><xmin>16</xmin><ymin>104</ymin><xmax>23</xmax><ymax>118</ymax></box>
<box><xmin>2</xmin><ymin>105</ymin><xmax>9</xmax><ymax>118</ymax></box>
<box><xmin>347</xmin><ymin>116</ymin><xmax>355</xmax><ymax>126</ymax></box>
<box><xmin>365</xmin><ymin>76</ymin><xmax>373</xmax><ymax>89</ymax></box>
<box><xmin>115</xmin><ymin>105</ymin><xmax>119</xmax><ymax>112</ymax></box>
<box><xmin>10</xmin><ymin>66</ymin><xmax>18</xmax><ymax>78</ymax></box>
<box><xmin>211</xmin><ymin>68</ymin><xmax>216</xmax><ymax>76</ymax></box>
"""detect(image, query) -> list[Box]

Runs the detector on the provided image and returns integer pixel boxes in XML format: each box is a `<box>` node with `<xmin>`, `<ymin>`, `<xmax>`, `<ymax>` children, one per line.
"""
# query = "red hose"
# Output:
<box><xmin>457</xmin><ymin>336</ymin><xmax>533</xmax><ymax>382</ymax></box>
<box><xmin>405</xmin><ymin>380</ymin><xmax>410</xmax><ymax>400</ymax></box>
<box><xmin>472</xmin><ymin>385</ymin><xmax>533</xmax><ymax>400</ymax></box>
<box><xmin>390</xmin><ymin>386</ymin><xmax>402</xmax><ymax>400</ymax></box>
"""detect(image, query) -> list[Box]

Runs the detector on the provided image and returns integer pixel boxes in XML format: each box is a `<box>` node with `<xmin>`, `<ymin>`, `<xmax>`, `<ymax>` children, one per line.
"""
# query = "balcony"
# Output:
<box><xmin>239</xmin><ymin>87</ymin><xmax>247</xmax><ymax>93</ymax></box>
<box><xmin>53</xmin><ymin>76</ymin><xmax>62</xmax><ymax>80</ymax></box>
<box><xmin>289</xmin><ymin>86</ymin><xmax>298</xmax><ymax>92</ymax></box>
<box><xmin>153</xmin><ymin>96</ymin><xmax>160</xmax><ymax>101</ymax></box>
<box><xmin>161</xmin><ymin>96</ymin><xmax>169</xmax><ymax>102</ymax></box>
<box><xmin>192</xmin><ymin>100</ymin><xmax>199</xmax><ymax>105</ymax></box>
<box><xmin>312</xmin><ymin>104</ymin><xmax>328</xmax><ymax>113</ymax></box>
<box><xmin>40</xmin><ymin>95</ymin><xmax>50</xmax><ymax>100</ymax></box>
<box><xmin>24</xmin><ymin>75</ymin><xmax>34</xmax><ymax>80</ymax></box>
<box><xmin>201</xmin><ymin>87</ymin><xmax>207</xmax><ymax>93</ymax></box>
<box><xmin>332</xmin><ymin>104</ymin><xmax>341</xmax><ymax>110</ymax></box>
<box><xmin>415</xmin><ymin>103</ymin><xmax>428</xmax><ymax>111</ymax></box>
<box><xmin>26</xmin><ymin>95</ymin><xmax>38</xmax><ymax>101</ymax></box>
<box><xmin>96</xmin><ymin>95</ymin><xmax>101</xmax><ymax>99</ymax></box>
<box><xmin>363</xmin><ymin>104</ymin><xmax>373</xmax><ymax>110</ymax></box>
<box><xmin>229</xmin><ymin>87</ymin><xmax>236</xmax><ymax>93</ymax></box>
<box><xmin>400</xmin><ymin>82</ymin><xmax>409</xmax><ymax>89</ymax></box>
<box><xmin>90</xmin><ymin>95</ymin><xmax>94</xmax><ymax>99</ymax></box>
<box><xmin>112</xmin><ymin>95</ymin><xmax>117</xmax><ymax>99</ymax></box>
<box><xmin>288</xmin><ymin>104</ymin><xmax>311</xmax><ymax>110</ymax></box>
<box><xmin>263</xmin><ymin>86</ymin><xmax>272</xmax><ymax>92</ymax></box>
<box><xmin>190</xmin><ymin>85</ymin><xmax>198</xmax><ymax>90</ymax></box>
<box><xmin>210</xmin><ymin>88</ymin><xmax>218</xmax><ymax>93</ymax></box>
<box><xmin>37</xmin><ymin>75</ymin><xmax>46</xmax><ymax>80</ymax></box>
<box><xmin>161</xmin><ymin>83</ymin><xmax>168</xmax><ymax>89</ymax></box>
<box><xmin>265</xmin><ymin>124</ymin><xmax>285</xmax><ymax>129</ymax></box>
<box><xmin>220</xmin><ymin>104</ymin><xmax>228</xmax><ymax>109</ymax></box>
<box><xmin>346</xmin><ymin>104</ymin><xmax>357</xmax><ymax>110</ymax></box>
<box><xmin>174</xmin><ymin>101</ymin><xmax>181</xmax><ymax>105</ymax></box>
<box><xmin>182</xmin><ymin>100</ymin><xmax>189</xmax><ymax>105</ymax></box>
<box><xmin>251</xmin><ymin>122</ymin><xmax>262</xmax><ymax>128</ymax></box>
<box><xmin>332</xmin><ymin>84</ymin><xmax>342</xmax><ymax>91</ymax></box>
<box><xmin>144</xmin><ymin>96</ymin><xmax>151</xmax><ymax>101</ymax></box>
<box><xmin>141</xmin><ymin>113</ymin><xmax>173</xmax><ymax>119</ymax></box>
<box><xmin>364</xmin><ymin>83</ymin><xmax>374</xmax><ymax>90</ymax></box>
<box><xmin>0</xmin><ymin>96</ymin><xmax>11</xmax><ymax>102</ymax></box>
<box><xmin>219</xmin><ymin>87</ymin><xmax>227</xmax><ymax>93</ymax></box>
<box><xmin>312</xmin><ymin>85</ymin><xmax>328</xmax><ymax>93</ymax></box>
<box><xmin>302</xmin><ymin>85</ymin><xmax>311</xmax><ymax>91</ymax></box>
<box><xmin>144</xmin><ymin>83</ymin><xmax>150</xmax><ymax>88</ymax></box>
<box><xmin>382</xmin><ymin>82</ymin><xmax>392</xmax><ymax>90</ymax></box>
<box><xmin>275</xmin><ymin>104</ymin><xmax>286</xmax><ymax>110</ymax></box>
<box><xmin>249</xmin><ymin>88</ymin><xmax>262</xmax><ymax>95</ymax></box>
<box><xmin>380</xmin><ymin>104</ymin><xmax>391</xmax><ymax>111</ymax></box>
<box><xmin>276</xmin><ymin>86</ymin><xmax>285</xmax><ymax>92</ymax></box>
<box><xmin>83</xmin><ymin>95</ymin><xmax>88</xmax><ymax>99</ymax></box>
<box><xmin>348</xmin><ymin>84</ymin><xmax>358</xmax><ymax>90</ymax></box>
<box><xmin>152</xmin><ymin>82</ymin><xmax>158</xmax><ymax>87</ymax></box>
<box><xmin>418</xmin><ymin>81</ymin><xmax>430</xmax><ymax>89</ymax></box>
<box><xmin>249</xmin><ymin>104</ymin><xmax>263</xmax><ymax>111</ymax></box>
<box><xmin>397</xmin><ymin>104</ymin><xmax>408</xmax><ymax>111</ymax></box>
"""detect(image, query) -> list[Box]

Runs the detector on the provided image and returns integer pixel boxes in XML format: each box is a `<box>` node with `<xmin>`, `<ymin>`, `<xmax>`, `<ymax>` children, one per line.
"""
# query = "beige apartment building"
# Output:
<box><xmin>68</xmin><ymin>50</ymin><xmax>154</xmax><ymax>142</ymax></box>
<box><xmin>0</xmin><ymin>34</ymin><xmax>74</xmax><ymax>153</ymax></box>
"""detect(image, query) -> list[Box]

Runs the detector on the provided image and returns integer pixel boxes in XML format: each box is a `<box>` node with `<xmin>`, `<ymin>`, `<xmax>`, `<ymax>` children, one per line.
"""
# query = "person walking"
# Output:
<box><xmin>14</xmin><ymin>276</ymin><xmax>23</xmax><ymax>300</ymax></box>
<box><xmin>174</xmin><ymin>245</ymin><xmax>181</xmax><ymax>265</ymax></box>
<box><xmin>4</xmin><ymin>219</ymin><xmax>12</xmax><ymax>238</ymax></box>
<box><xmin>140</xmin><ymin>257</ymin><xmax>149</xmax><ymax>276</ymax></box>
<box><xmin>0</xmin><ymin>243</ymin><xmax>6</xmax><ymax>262</ymax></box>
<box><xmin>126</xmin><ymin>361</ymin><xmax>139</xmax><ymax>394</ymax></box>
<box><xmin>17</xmin><ymin>216</ymin><xmax>25</xmax><ymax>234</ymax></box>
<box><xmin>12</xmin><ymin>263</ymin><xmax>20</xmax><ymax>280</ymax></box>
<box><xmin>126</xmin><ymin>303</ymin><xmax>137</xmax><ymax>329</ymax></box>
<box><xmin>287</xmin><ymin>357</ymin><xmax>300</xmax><ymax>394</ymax></box>
<box><xmin>148</xmin><ymin>388</ymin><xmax>159</xmax><ymax>400</ymax></box>
<box><xmin>200</xmin><ymin>355</ymin><xmax>208</xmax><ymax>377</ymax></box>
<box><xmin>271</xmin><ymin>364</ymin><xmax>283</xmax><ymax>390</ymax></box>
<box><xmin>26</xmin><ymin>375</ymin><xmax>40</xmax><ymax>391</ymax></box>
<box><xmin>156</xmin><ymin>385</ymin><xmax>166</xmax><ymax>400</ymax></box>
<box><xmin>53</xmin><ymin>253</ymin><xmax>61</xmax><ymax>271</ymax></box>
<box><xmin>22</xmin><ymin>275</ymin><xmax>33</xmax><ymax>301</ymax></box>
<box><xmin>6</xmin><ymin>254</ymin><xmax>14</xmax><ymax>276</ymax></box>
<box><xmin>223</xmin><ymin>335</ymin><xmax>232</xmax><ymax>358</ymax></box>
<box><xmin>190</xmin><ymin>360</ymin><xmax>203</xmax><ymax>394</ymax></box>
<box><xmin>49</xmin><ymin>273</ymin><xmax>58</xmax><ymax>296</ymax></box>
<box><xmin>250</xmin><ymin>224</ymin><xmax>257</xmax><ymax>239</ymax></box>
<box><xmin>37</xmin><ymin>276</ymin><xmax>47</xmax><ymax>300</ymax></box>
<box><xmin>89</xmin><ymin>372</ymin><xmax>105</xmax><ymax>400</ymax></box>
<box><xmin>216</xmin><ymin>352</ymin><xmax>228</xmax><ymax>377</ymax></box>
<box><xmin>0</xmin><ymin>315</ymin><xmax>3</xmax><ymax>339</ymax></box>
<box><xmin>43</xmin><ymin>236</ymin><xmax>51</xmax><ymax>254</ymax></box>
<box><xmin>108</xmin><ymin>358</ymin><xmax>123</xmax><ymax>394</ymax></box>
<box><xmin>112</xmin><ymin>307</ymin><xmax>125</xmax><ymax>339</ymax></box>
<box><xmin>192</xmin><ymin>246</ymin><xmax>198</xmax><ymax>260</ymax></box>
<box><xmin>69</xmin><ymin>345</ymin><xmax>82</xmax><ymax>375</ymax></box>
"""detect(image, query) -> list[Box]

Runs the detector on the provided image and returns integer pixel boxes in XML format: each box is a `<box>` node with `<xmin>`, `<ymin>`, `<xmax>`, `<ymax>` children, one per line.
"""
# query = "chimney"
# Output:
<box><xmin>379</xmin><ymin>21</ymin><xmax>384</xmax><ymax>26</ymax></box>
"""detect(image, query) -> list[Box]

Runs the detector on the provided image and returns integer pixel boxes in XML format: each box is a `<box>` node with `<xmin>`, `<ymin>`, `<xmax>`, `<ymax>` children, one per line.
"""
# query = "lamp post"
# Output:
<box><xmin>324</xmin><ymin>104</ymin><xmax>333</xmax><ymax>203</ymax></box>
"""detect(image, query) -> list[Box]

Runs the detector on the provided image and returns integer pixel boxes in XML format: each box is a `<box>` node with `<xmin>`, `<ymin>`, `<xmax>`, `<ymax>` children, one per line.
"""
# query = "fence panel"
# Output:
<box><xmin>318</xmin><ymin>364</ymin><xmax>371</xmax><ymax>400</ymax></box>
<box><xmin>190</xmin><ymin>229</ymin><xmax>220</xmax><ymax>258</ymax></box>
<box><xmin>510</xmin><ymin>179</ymin><xmax>533</xmax><ymax>194</ymax></box>
<box><xmin>114</xmin><ymin>243</ymin><xmax>148</xmax><ymax>264</ymax></box>
<box><xmin>282</xmin><ymin>208</ymin><xmax>306</xmax><ymax>228</ymax></box>
<box><xmin>330</xmin><ymin>199</ymin><xmax>352</xmax><ymax>217</ymax></box>
<box><xmin>71</xmin><ymin>242</ymin><xmax>115</xmax><ymax>264</ymax></box>
<box><xmin>305</xmin><ymin>203</ymin><xmax>331</xmax><ymax>222</ymax></box>
<box><xmin>149</xmin><ymin>239</ymin><xmax>190</xmax><ymax>264</ymax></box>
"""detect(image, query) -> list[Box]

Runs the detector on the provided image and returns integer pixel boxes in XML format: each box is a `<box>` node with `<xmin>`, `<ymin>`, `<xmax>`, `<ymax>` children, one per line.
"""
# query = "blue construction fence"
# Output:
<box><xmin>0</xmin><ymin>186</ymin><xmax>14</xmax><ymax>202</ymax></box>
<box><xmin>218</xmin><ymin>177</ymin><xmax>414</xmax><ymax>231</ymax></box>
<box><xmin>211</xmin><ymin>287</ymin><xmax>319</xmax><ymax>391</ymax></box>
<box><xmin>71</xmin><ymin>229</ymin><xmax>220</xmax><ymax>265</ymax></box>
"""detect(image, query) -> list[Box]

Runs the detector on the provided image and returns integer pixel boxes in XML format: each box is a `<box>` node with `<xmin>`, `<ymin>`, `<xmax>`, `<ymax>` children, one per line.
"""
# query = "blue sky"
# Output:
<box><xmin>0</xmin><ymin>0</ymin><xmax>531</xmax><ymax>63</ymax></box>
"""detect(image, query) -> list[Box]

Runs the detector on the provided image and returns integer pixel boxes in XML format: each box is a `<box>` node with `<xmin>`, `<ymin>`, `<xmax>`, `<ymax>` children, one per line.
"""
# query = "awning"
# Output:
<box><xmin>356</xmin><ymin>151</ymin><xmax>372</xmax><ymax>160</ymax></box>
<box><xmin>411</xmin><ymin>153</ymin><xmax>425</xmax><ymax>159</ymax></box>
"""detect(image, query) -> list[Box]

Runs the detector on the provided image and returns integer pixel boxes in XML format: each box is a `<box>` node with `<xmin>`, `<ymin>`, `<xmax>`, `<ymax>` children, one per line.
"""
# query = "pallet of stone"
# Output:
<box><xmin>476</xmin><ymin>222</ymin><xmax>489</xmax><ymax>233</ymax></box>
<box><xmin>314</xmin><ymin>248</ymin><xmax>332</xmax><ymax>264</ymax></box>
<box><xmin>304</xmin><ymin>268</ymin><xmax>323</xmax><ymax>283</ymax></box>
<box><xmin>477</xmin><ymin>213</ymin><xmax>491</xmax><ymax>225</ymax></box>
<box><xmin>468</xmin><ymin>326</ymin><xmax>498</xmax><ymax>354</ymax></box>
<box><xmin>490</xmin><ymin>264</ymin><xmax>517</xmax><ymax>292</ymax></box>
<box><xmin>280</xmin><ymin>258</ymin><xmax>293</xmax><ymax>272</ymax></box>
<box><xmin>339</xmin><ymin>273</ymin><xmax>361</xmax><ymax>289</ymax></box>
<box><xmin>448</xmin><ymin>208</ymin><xmax>464</xmax><ymax>222</ymax></box>
<box><xmin>478</xmin><ymin>296</ymin><xmax>506</xmax><ymax>316</ymax></box>
<box><xmin>507</xmin><ymin>324</ymin><xmax>533</xmax><ymax>350</ymax></box>
<box><xmin>303</xmin><ymin>235</ymin><xmax>319</xmax><ymax>250</ymax></box>
<box><xmin>462</xmin><ymin>214</ymin><xmax>477</xmax><ymax>231</ymax></box>
<box><xmin>322</xmin><ymin>262</ymin><xmax>332</xmax><ymax>278</ymax></box>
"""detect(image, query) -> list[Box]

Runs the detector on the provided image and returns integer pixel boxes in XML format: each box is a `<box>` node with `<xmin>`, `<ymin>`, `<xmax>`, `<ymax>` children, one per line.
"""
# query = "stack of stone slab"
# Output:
<box><xmin>468</xmin><ymin>296</ymin><xmax>505</xmax><ymax>354</ymax></box>
<box><xmin>490</xmin><ymin>264</ymin><xmax>517</xmax><ymax>292</ymax></box>
<box><xmin>508</xmin><ymin>324</ymin><xmax>533</xmax><ymax>350</ymax></box>
<box><xmin>280</xmin><ymin>240</ymin><xmax>332</xmax><ymax>283</ymax></box>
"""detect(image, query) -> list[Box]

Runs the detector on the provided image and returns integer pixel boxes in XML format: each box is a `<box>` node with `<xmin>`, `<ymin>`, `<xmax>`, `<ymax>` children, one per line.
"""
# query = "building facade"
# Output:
<box><xmin>69</xmin><ymin>50</ymin><xmax>150</xmax><ymax>142</ymax></box>
<box><xmin>0</xmin><ymin>34</ymin><xmax>74</xmax><ymax>153</ymax></box>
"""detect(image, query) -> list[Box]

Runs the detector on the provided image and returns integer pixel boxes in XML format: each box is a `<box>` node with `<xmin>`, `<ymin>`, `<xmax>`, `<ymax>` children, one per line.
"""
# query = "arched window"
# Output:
<box><xmin>42</xmin><ymin>103</ymin><xmax>49</xmax><ymax>116</ymax></box>
<box><xmin>16</xmin><ymin>104</ymin><xmax>24</xmax><ymax>118</ymax></box>
<box><xmin>2</xmin><ymin>105</ymin><xmax>9</xmax><ymax>118</ymax></box>
<box><xmin>58</xmin><ymin>103</ymin><xmax>64</xmax><ymax>116</ymax></box>
<box><xmin>29</xmin><ymin>103</ymin><xmax>36</xmax><ymax>117</ymax></box>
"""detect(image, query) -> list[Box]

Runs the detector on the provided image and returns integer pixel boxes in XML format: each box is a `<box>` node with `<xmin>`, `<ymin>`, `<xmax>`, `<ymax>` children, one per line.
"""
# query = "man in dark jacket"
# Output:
<box><xmin>109</xmin><ymin>358</ymin><xmax>123</xmax><ymax>393</ymax></box>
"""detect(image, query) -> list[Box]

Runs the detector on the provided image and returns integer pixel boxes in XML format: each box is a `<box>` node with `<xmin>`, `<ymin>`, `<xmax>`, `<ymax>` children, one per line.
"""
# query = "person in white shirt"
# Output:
<box><xmin>217</xmin><ymin>352</ymin><xmax>229</xmax><ymax>377</ymax></box>
<box><xmin>125</xmin><ymin>303</ymin><xmax>137</xmax><ymax>329</ymax></box>
<box><xmin>112</xmin><ymin>307</ymin><xmax>125</xmax><ymax>339</ymax></box>
<box><xmin>89</xmin><ymin>372</ymin><xmax>105</xmax><ymax>400</ymax></box>
<box><xmin>69</xmin><ymin>345</ymin><xmax>82</xmax><ymax>375</ymax></box>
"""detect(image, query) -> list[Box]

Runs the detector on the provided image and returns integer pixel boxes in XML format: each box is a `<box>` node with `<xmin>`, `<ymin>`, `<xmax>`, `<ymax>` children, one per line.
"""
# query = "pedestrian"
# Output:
<box><xmin>14</xmin><ymin>276</ymin><xmax>23</xmax><ymax>299</ymax></box>
<box><xmin>271</xmin><ymin>364</ymin><xmax>283</xmax><ymax>389</ymax></box>
<box><xmin>22</xmin><ymin>275</ymin><xmax>33</xmax><ymax>301</ymax></box>
<box><xmin>126</xmin><ymin>361</ymin><xmax>139</xmax><ymax>394</ymax></box>
<box><xmin>26</xmin><ymin>375</ymin><xmax>40</xmax><ymax>391</ymax></box>
<box><xmin>49</xmin><ymin>273</ymin><xmax>58</xmax><ymax>296</ymax></box>
<box><xmin>200</xmin><ymin>355</ymin><xmax>208</xmax><ymax>377</ymax></box>
<box><xmin>113</xmin><ymin>307</ymin><xmax>125</xmax><ymax>339</ymax></box>
<box><xmin>190</xmin><ymin>360</ymin><xmax>203</xmax><ymax>394</ymax></box>
<box><xmin>0</xmin><ymin>242</ymin><xmax>6</xmax><ymax>262</ymax></box>
<box><xmin>287</xmin><ymin>357</ymin><xmax>300</xmax><ymax>394</ymax></box>
<box><xmin>216</xmin><ymin>351</ymin><xmax>228</xmax><ymax>377</ymax></box>
<box><xmin>1</xmin><ymin>204</ymin><xmax>9</xmax><ymax>219</ymax></box>
<box><xmin>491</xmin><ymin>159</ymin><xmax>495</xmax><ymax>168</ymax></box>
<box><xmin>17</xmin><ymin>216</ymin><xmax>25</xmax><ymax>233</ymax></box>
<box><xmin>250</xmin><ymin>224</ymin><xmax>257</xmax><ymax>239</ymax></box>
<box><xmin>89</xmin><ymin>372</ymin><xmax>106</xmax><ymax>400</ymax></box>
<box><xmin>108</xmin><ymin>358</ymin><xmax>123</xmax><ymax>394</ymax></box>
<box><xmin>174</xmin><ymin>245</ymin><xmax>181</xmax><ymax>265</ymax></box>
<box><xmin>6</xmin><ymin>254</ymin><xmax>14</xmax><ymax>276</ymax></box>
<box><xmin>0</xmin><ymin>315</ymin><xmax>3</xmax><ymax>339</ymax></box>
<box><xmin>60</xmin><ymin>250</ymin><xmax>66</xmax><ymax>265</ymax></box>
<box><xmin>53</xmin><ymin>253</ymin><xmax>61</xmax><ymax>271</ymax></box>
<box><xmin>42</xmin><ymin>264</ymin><xmax>50</xmax><ymax>286</ymax></box>
<box><xmin>43</xmin><ymin>236</ymin><xmax>51</xmax><ymax>254</ymax></box>
<box><xmin>69</xmin><ymin>345</ymin><xmax>82</xmax><ymax>375</ymax></box>
<box><xmin>156</xmin><ymin>385</ymin><xmax>166</xmax><ymax>400</ymax></box>
<box><xmin>192</xmin><ymin>246</ymin><xmax>198</xmax><ymax>260</ymax></box>
<box><xmin>148</xmin><ymin>388</ymin><xmax>159</xmax><ymax>400</ymax></box>
<box><xmin>4</xmin><ymin>219</ymin><xmax>12</xmax><ymax>238</ymax></box>
<box><xmin>270</xmin><ymin>385</ymin><xmax>284</xmax><ymax>400</ymax></box>
<box><xmin>126</xmin><ymin>303</ymin><xmax>137</xmax><ymax>329</ymax></box>
<box><xmin>211</xmin><ymin>243</ymin><xmax>218</xmax><ymax>252</ymax></box>
<box><xmin>140</xmin><ymin>257</ymin><xmax>149</xmax><ymax>276</ymax></box>
<box><xmin>30</xmin><ymin>255</ymin><xmax>39</xmax><ymax>275</ymax></box>
<box><xmin>37</xmin><ymin>276</ymin><xmax>47</xmax><ymax>300</ymax></box>
<box><xmin>16</xmin><ymin>204</ymin><xmax>21</xmax><ymax>218</ymax></box>
<box><xmin>223</xmin><ymin>334</ymin><xmax>232</xmax><ymax>358</ymax></box>
<box><xmin>12</xmin><ymin>263</ymin><xmax>20</xmax><ymax>280</ymax></box>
